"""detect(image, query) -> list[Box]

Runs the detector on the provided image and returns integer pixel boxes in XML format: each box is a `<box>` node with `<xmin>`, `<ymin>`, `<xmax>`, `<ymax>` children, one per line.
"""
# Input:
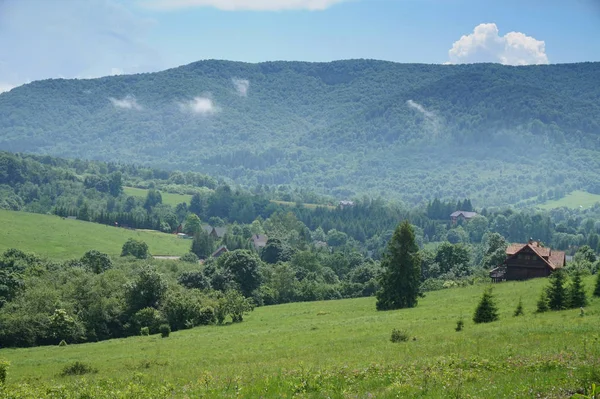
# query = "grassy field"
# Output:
<box><xmin>123</xmin><ymin>186</ymin><xmax>192</xmax><ymax>207</ymax></box>
<box><xmin>270</xmin><ymin>200</ymin><xmax>336</xmax><ymax>210</ymax></box>
<box><xmin>1</xmin><ymin>277</ymin><xmax>598</xmax><ymax>398</ymax></box>
<box><xmin>0</xmin><ymin>210</ymin><xmax>191</xmax><ymax>259</ymax></box>
<box><xmin>538</xmin><ymin>190</ymin><xmax>600</xmax><ymax>210</ymax></box>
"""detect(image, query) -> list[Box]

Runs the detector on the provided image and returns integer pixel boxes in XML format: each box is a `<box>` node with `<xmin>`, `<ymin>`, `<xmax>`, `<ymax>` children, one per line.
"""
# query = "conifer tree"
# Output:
<box><xmin>568</xmin><ymin>269</ymin><xmax>588</xmax><ymax>308</ymax></box>
<box><xmin>547</xmin><ymin>269</ymin><xmax>567</xmax><ymax>310</ymax></box>
<box><xmin>513</xmin><ymin>297</ymin><xmax>524</xmax><ymax>317</ymax></box>
<box><xmin>473</xmin><ymin>287</ymin><xmax>499</xmax><ymax>324</ymax></box>
<box><xmin>594</xmin><ymin>272</ymin><xmax>600</xmax><ymax>298</ymax></box>
<box><xmin>536</xmin><ymin>290</ymin><xmax>549</xmax><ymax>313</ymax></box>
<box><xmin>376</xmin><ymin>220</ymin><xmax>421</xmax><ymax>310</ymax></box>
<box><xmin>191</xmin><ymin>229</ymin><xmax>214</xmax><ymax>260</ymax></box>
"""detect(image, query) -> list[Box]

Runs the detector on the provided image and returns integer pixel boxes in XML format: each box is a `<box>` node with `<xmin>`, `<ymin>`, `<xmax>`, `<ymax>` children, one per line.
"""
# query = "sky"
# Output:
<box><xmin>0</xmin><ymin>0</ymin><xmax>599</xmax><ymax>93</ymax></box>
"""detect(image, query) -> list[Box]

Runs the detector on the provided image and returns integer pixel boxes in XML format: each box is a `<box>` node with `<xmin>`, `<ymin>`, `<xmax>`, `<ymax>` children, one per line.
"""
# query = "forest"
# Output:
<box><xmin>1</xmin><ymin>150</ymin><xmax>600</xmax><ymax>348</ymax></box>
<box><xmin>1</xmin><ymin>60</ymin><xmax>600</xmax><ymax>205</ymax></box>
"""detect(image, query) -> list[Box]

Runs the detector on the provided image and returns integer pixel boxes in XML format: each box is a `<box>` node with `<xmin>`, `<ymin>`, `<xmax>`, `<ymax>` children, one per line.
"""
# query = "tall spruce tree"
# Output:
<box><xmin>191</xmin><ymin>229</ymin><xmax>214</xmax><ymax>260</ymax></box>
<box><xmin>547</xmin><ymin>269</ymin><xmax>567</xmax><ymax>311</ymax></box>
<box><xmin>568</xmin><ymin>269</ymin><xmax>588</xmax><ymax>308</ymax></box>
<box><xmin>473</xmin><ymin>287</ymin><xmax>499</xmax><ymax>323</ymax></box>
<box><xmin>376</xmin><ymin>220</ymin><xmax>421</xmax><ymax>310</ymax></box>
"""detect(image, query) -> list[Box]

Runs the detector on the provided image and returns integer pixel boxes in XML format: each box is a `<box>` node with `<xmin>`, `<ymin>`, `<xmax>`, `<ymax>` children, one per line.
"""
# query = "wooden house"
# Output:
<box><xmin>450</xmin><ymin>211</ymin><xmax>478</xmax><ymax>224</ymax></box>
<box><xmin>251</xmin><ymin>234</ymin><xmax>268</xmax><ymax>250</ymax></box>
<box><xmin>211</xmin><ymin>246</ymin><xmax>229</xmax><ymax>258</ymax></box>
<box><xmin>490</xmin><ymin>240</ymin><xmax>566</xmax><ymax>282</ymax></box>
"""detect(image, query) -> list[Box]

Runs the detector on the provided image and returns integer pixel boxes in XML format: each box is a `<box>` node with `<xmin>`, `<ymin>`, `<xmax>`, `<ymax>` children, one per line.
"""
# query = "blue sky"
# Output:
<box><xmin>0</xmin><ymin>0</ymin><xmax>599</xmax><ymax>92</ymax></box>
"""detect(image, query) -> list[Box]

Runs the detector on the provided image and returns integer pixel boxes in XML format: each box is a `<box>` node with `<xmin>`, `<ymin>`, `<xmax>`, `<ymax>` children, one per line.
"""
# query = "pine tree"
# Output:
<box><xmin>568</xmin><ymin>269</ymin><xmax>588</xmax><ymax>308</ymax></box>
<box><xmin>547</xmin><ymin>269</ymin><xmax>567</xmax><ymax>310</ymax></box>
<box><xmin>513</xmin><ymin>297</ymin><xmax>524</xmax><ymax>317</ymax></box>
<box><xmin>376</xmin><ymin>220</ymin><xmax>422</xmax><ymax>310</ymax></box>
<box><xmin>594</xmin><ymin>272</ymin><xmax>600</xmax><ymax>298</ymax></box>
<box><xmin>536</xmin><ymin>290</ymin><xmax>549</xmax><ymax>313</ymax></box>
<box><xmin>473</xmin><ymin>287</ymin><xmax>499</xmax><ymax>324</ymax></box>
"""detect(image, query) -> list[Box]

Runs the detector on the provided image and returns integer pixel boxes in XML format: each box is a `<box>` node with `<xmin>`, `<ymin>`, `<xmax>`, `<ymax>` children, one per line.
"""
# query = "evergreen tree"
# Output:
<box><xmin>191</xmin><ymin>229</ymin><xmax>214</xmax><ymax>259</ymax></box>
<box><xmin>568</xmin><ymin>269</ymin><xmax>588</xmax><ymax>308</ymax></box>
<box><xmin>595</xmin><ymin>272</ymin><xmax>600</xmax><ymax>298</ymax></box>
<box><xmin>473</xmin><ymin>287</ymin><xmax>499</xmax><ymax>324</ymax></box>
<box><xmin>376</xmin><ymin>220</ymin><xmax>421</xmax><ymax>310</ymax></box>
<box><xmin>513</xmin><ymin>297</ymin><xmax>524</xmax><ymax>317</ymax></box>
<box><xmin>536</xmin><ymin>290</ymin><xmax>549</xmax><ymax>313</ymax></box>
<box><xmin>547</xmin><ymin>269</ymin><xmax>567</xmax><ymax>310</ymax></box>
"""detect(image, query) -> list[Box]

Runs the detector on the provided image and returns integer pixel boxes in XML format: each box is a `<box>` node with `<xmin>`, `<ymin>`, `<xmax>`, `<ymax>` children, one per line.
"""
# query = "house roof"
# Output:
<box><xmin>505</xmin><ymin>242</ymin><xmax>565</xmax><ymax>270</ymax></box>
<box><xmin>213</xmin><ymin>227</ymin><xmax>227</xmax><ymax>238</ymax></box>
<box><xmin>211</xmin><ymin>245</ymin><xmax>228</xmax><ymax>257</ymax></box>
<box><xmin>450</xmin><ymin>211</ymin><xmax>478</xmax><ymax>218</ymax></box>
<box><xmin>252</xmin><ymin>234</ymin><xmax>268</xmax><ymax>247</ymax></box>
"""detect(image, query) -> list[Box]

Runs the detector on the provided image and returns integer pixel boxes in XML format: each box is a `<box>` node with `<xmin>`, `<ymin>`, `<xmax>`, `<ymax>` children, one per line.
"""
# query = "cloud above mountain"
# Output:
<box><xmin>109</xmin><ymin>95</ymin><xmax>143</xmax><ymax>110</ymax></box>
<box><xmin>180</xmin><ymin>97</ymin><xmax>220</xmax><ymax>115</ymax></box>
<box><xmin>232</xmin><ymin>78</ymin><xmax>250</xmax><ymax>96</ymax></box>
<box><xmin>140</xmin><ymin>0</ymin><xmax>350</xmax><ymax>11</ymax></box>
<box><xmin>448</xmin><ymin>23</ymin><xmax>549</xmax><ymax>66</ymax></box>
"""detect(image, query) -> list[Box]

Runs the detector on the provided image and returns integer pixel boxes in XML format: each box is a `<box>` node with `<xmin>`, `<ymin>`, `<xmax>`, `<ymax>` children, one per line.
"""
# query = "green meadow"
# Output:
<box><xmin>123</xmin><ymin>187</ymin><xmax>192</xmax><ymax>207</ymax></box>
<box><xmin>538</xmin><ymin>190</ymin><xmax>600</xmax><ymax>210</ymax></box>
<box><xmin>1</xmin><ymin>276</ymin><xmax>598</xmax><ymax>398</ymax></box>
<box><xmin>0</xmin><ymin>210</ymin><xmax>190</xmax><ymax>259</ymax></box>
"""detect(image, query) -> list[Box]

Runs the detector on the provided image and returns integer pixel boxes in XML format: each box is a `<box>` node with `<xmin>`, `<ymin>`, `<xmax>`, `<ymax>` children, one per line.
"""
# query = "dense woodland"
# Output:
<box><xmin>1</xmin><ymin>60</ymin><xmax>600</xmax><ymax>205</ymax></box>
<box><xmin>1</xmin><ymin>151</ymin><xmax>600</xmax><ymax>348</ymax></box>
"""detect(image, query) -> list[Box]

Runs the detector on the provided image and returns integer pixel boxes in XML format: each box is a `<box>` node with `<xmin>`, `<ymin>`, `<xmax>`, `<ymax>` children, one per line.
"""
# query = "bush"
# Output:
<box><xmin>60</xmin><ymin>361</ymin><xmax>97</xmax><ymax>377</ymax></box>
<box><xmin>536</xmin><ymin>290</ymin><xmax>550</xmax><ymax>313</ymax></box>
<box><xmin>390</xmin><ymin>329</ymin><xmax>410</xmax><ymax>343</ymax></box>
<box><xmin>455</xmin><ymin>318</ymin><xmax>464</xmax><ymax>332</ymax></box>
<box><xmin>58</xmin><ymin>340</ymin><xmax>67</xmax><ymax>347</ymax></box>
<box><xmin>121</xmin><ymin>239</ymin><xmax>150</xmax><ymax>259</ymax></box>
<box><xmin>473</xmin><ymin>287</ymin><xmax>499</xmax><ymax>324</ymax></box>
<box><xmin>159</xmin><ymin>324</ymin><xmax>171</xmax><ymax>338</ymax></box>
<box><xmin>140</xmin><ymin>327</ymin><xmax>150</xmax><ymax>336</ymax></box>
<box><xmin>179</xmin><ymin>252</ymin><xmax>199</xmax><ymax>263</ymax></box>
<box><xmin>80</xmin><ymin>250</ymin><xmax>112</xmax><ymax>274</ymax></box>
<box><xmin>0</xmin><ymin>359</ymin><xmax>9</xmax><ymax>384</ymax></box>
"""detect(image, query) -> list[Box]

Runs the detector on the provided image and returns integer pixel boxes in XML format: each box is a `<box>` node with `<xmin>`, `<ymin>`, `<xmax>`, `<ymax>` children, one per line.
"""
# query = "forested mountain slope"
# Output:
<box><xmin>1</xmin><ymin>60</ymin><xmax>599</xmax><ymax>205</ymax></box>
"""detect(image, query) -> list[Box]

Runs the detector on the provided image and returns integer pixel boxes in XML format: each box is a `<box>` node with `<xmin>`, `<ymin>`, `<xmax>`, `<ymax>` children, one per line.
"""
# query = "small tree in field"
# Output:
<box><xmin>473</xmin><ymin>287</ymin><xmax>499</xmax><ymax>324</ymax></box>
<box><xmin>376</xmin><ymin>220</ymin><xmax>421</xmax><ymax>311</ymax></box>
<box><xmin>547</xmin><ymin>269</ymin><xmax>567</xmax><ymax>311</ymax></box>
<box><xmin>594</xmin><ymin>272</ymin><xmax>600</xmax><ymax>298</ymax></box>
<box><xmin>513</xmin><ymin>297</ymin><xmax>524</xmax><ymax>317</ymax></box>
<box><xmin>568</xmin><ymin>269</ymin><xmax>588</xmax><ymax>308</ymax></box>
<box><xmin>121</xmin><ymin>238</ymin><xmax>149</xmax><ymax>259</ymax></box>
<box><xmin>536</xmin><ymin>290</ymin><xmax>549</xmax><ymax>313</ymax></box>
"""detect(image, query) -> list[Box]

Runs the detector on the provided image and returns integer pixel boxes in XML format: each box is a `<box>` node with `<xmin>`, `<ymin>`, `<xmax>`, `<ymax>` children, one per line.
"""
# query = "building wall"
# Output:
<box><xmin>504</xmin><ymin>249</ymin><xmax>551</xmax><ymax>280</ymax></box>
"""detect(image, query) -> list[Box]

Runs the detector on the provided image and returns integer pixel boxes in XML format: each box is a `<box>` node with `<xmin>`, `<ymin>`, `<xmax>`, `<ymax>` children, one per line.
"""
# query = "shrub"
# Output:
<box><xmin>60</xmin><ymin>361</ymin><xmax>97</xmax><ymax>377</ymax></box>
<box><xmin>390</xmin><ymin>329</ymin><xmax>410</xmax><ymax>343</ymax></box>
<box><xmin>514</xmin><ymin>297</ymin><xmax>524</xmax><ymax>317</ymax></box>
<box><xmin>140</xmin><ymin>327</ymin><xmax>150</xmax><ymax>336</ymax></box>
<box><xmin>473</xmin><ymin>287</ymin><xmax>499</xmax><ymax>324</ymax></box>
<box><xmin>58</xmin><ymin>340</ymin><xmax>68</xmax><ymax>347</ymax></box>
<box><xmin>121</xmin><ymin>238</ymin><xmax>150</xmax><ymax>259</ymax></box>
<box><xmin>455</xmin><ymin>318</ymin><xmax>464</xmax><ymax>332</ymax></box>
<box><xmin>536</xmin><ymin>290</ymin><xmax>550</xmax><ymax>313</ymax></box>
<box><xmin>0</xmin><ymin>359</ymin><xmax>9</xmax><ymax>384</ymax></box>
<box><xmin>132</xmin><ymin>307</ymin><xmax>164</xmax><ymax>335</ymax></box>
<box><xmin>159</xmin><ymin>324</ymin><xmax>171</xmax><ymax>338</ymax></box>
<box><xmin>80</xmin><ymin>250</ymin><xmax>112</xmax><ymax>274</ymax></box>
<box><xmin>179</xmin><ymin>252</ymin><xmax>199</xmax><ymax>263</ymax></box>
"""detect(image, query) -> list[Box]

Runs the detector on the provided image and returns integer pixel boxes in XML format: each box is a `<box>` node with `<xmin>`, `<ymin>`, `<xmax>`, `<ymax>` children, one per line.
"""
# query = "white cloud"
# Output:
<box><xmin>140</xmin><ymin>0</ymin><xmax>349</xmax><ymax>11</ymax></box>
<box><xmin>232</xmin><ymin>78</ymin><xmax>250</xmax><ymax>97</ymax></box>
<box><xmin>0</xmin><ymin>83</ymin><xmax>15</xmax><ymax>94</ymax></box>
<box><xmin>448</xmin><ymin>23</ymin><xmax>549</xmax><ymax>66</ymax></box>
<box><xmin>109</xmin><ymin>95</ymin><xmax>143</xmax><ymax>110</ymax></box>
<box><xmin>180</xmin><ymin>97</ymin><xmax>219</xmax><ymax>115</ymax></box>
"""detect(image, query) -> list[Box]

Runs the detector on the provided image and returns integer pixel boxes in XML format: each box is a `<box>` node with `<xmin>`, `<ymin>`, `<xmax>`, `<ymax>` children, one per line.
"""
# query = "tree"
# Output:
<box><xmin>125</xmin><ymin>266</ymin><xmax>168</xmax><ymax>313</ymax></box>
<box><xmin>80</xmin><ymin>250</ymin><xmax>112</xmax><ymax>274</ymax></box>
<box><xmin>144</xmin><ymin>189</ymin><xmax>162</xmax><ymax>211</ymax></box>
<box><xmin>574</xmin><ymin>245</ymin><xmax>597</xmax><ymax>264</ymax></box>
<box><xmin>473</xmin><ymin>287</ymin><xmax>499</xmax><ymax>324</ymax></box>
<box><xmin>183</xmin><ymin>214</ymin><xmax>202</xmax><ymax>235</ymax></box>
<box><xmin>594</xmin><ymin>272</ymin><xmax>600</xmax><ymax>298</ymax></box>
<box><xmin>568</xmin><ymin>269</ymin><xmax>588</xmax><ymax>308</ymax></box>
<box><xmin>121</xmin><ymin>239</ymin><xmax>149</xmax><ymax>259</ymax></box>
<box><xmin>218</xmin><ymin>250</ymin><xmax>262</xmax><ymax>297</ymax></box>
<box><xmin>434</xmin><ymin>242</ymin><xmax>471</xmax><ymax>277</ymax></box>
<box><xmin>108</xmin><ymin>172</ymin><xmax>123</xmax><ymax>197</ymax></box>
<box><xmin>376</xmin><ymin>220</ymin><xmax>421</xmax><ymax>311</ymax></box>
<box><xmin>481</xmin><ymin>233</ymin><xmax>508</xmax><ymax>270</ymax></box>
<box><xmin>536</xmin><ymin>290</ymin><xmax>549</xmax><ymax>313</ymax></box>
<box><xmin>547</xmin><ymin>269</ymin><xmax>567</xmax><ymax>311</ymax></box>
<box><xmin>191</xmin><ymin>229</ymin><xmax>214</xmax><ymax>259</ymax></box>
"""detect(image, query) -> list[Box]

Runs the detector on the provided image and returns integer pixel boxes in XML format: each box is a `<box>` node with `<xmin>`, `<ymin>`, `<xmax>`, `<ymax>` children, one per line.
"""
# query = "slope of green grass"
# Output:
<box><xmin>270</xmin><ymin>199</ymin><xmax>336</xmax><ymax>210</ymax></box>
<box><xmin>123</xmin><ymin>186</ymin><xmax>192</xmax><ymax>207</ymax></box>
<box><xmin>2</xmin><ymin>277</ymin><xmax>598</xmax><ymax>398</ymax></box>
<box><xmin>0</xmin><ymin>210</ymin><xmax>191</xmax><ymax>259</ymax></box>
<box><xmin>538</xmin><ymin>190</ymin><xmax>600</xmax><ymax>210</ymax></box>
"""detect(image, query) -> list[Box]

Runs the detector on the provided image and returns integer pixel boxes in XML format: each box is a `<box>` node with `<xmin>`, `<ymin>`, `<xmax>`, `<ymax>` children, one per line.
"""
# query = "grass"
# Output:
<box><xmin>1</xmin><ymin>277</ymin><xmax>599</xmax><ymax>398</ymax></box>
<box><xmin>123</xmin><ymin>186</ymin><xmax>192</xmax><ymax>207</ymax></box>
<box><xmin>0</xmin><ymin>209</ymin><xmax>191</xmax><ymax>260</ymax></box>
<box><xmin>538</xmin><ymin>190</ymin><xmax>600</xmax><ymax>210</ymax></box>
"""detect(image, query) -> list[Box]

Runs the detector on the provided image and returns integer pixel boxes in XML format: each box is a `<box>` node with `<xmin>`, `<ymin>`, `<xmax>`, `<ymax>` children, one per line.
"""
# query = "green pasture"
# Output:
<box><xmin>1</xmin><ymin>276</ymin><xmax>598</xmax><ymax>398</ymax></box>
<box><xmin>538</xmin><ymin>190</ymin><xmax>600</xmax><ymax>210</ymax></box>
<box><xmin>123</xmin><ymin>187</ymin><xmax>192</xmax><ymax>207</ymax></box>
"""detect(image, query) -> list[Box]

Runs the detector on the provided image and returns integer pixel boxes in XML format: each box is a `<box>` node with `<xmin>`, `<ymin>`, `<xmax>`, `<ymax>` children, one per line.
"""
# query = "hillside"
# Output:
<box><xmin>1</xmin><ymin>278</ymin><xmax>598</xmax><ymax>398</ymax></box>
<box><xmin>1</xmin><ymin>60</ymin><xmax>600</xmax><ymax>205</ymax></box>
<box><xmin>0</xmin><ymin>209</ymin><xmax>190</xmax><ymax>259</ymax></box>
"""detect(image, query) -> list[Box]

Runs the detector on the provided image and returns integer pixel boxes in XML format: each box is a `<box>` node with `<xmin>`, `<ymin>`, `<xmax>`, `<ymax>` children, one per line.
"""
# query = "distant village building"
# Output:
<box><xmin>339</xmin><ymin>200</ymin><xmax>354</xmax><ymax>209</ymax></box>
<box><xmin>201</xmin><ymin>224</ymin><xmax>227</xmax><ymax>239</ymax></box>
<box><xmin>450</xmin><ymin>211</ymin><xmax>478</xmax><ymax>224</ymax></box>
<box><xmin>251</xmin><ymin>234</ymin><xmax>268</xmax><ymax>250</ymax></box>
<box><xmin>490</xmin><ymin>240</ymin><xmax>566</xmax><ymax>282</ymax></box>
<box><xmin>211</xmin><ymin>245</ymin><xmax>229</xmax><ymax>258</ymax></box>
